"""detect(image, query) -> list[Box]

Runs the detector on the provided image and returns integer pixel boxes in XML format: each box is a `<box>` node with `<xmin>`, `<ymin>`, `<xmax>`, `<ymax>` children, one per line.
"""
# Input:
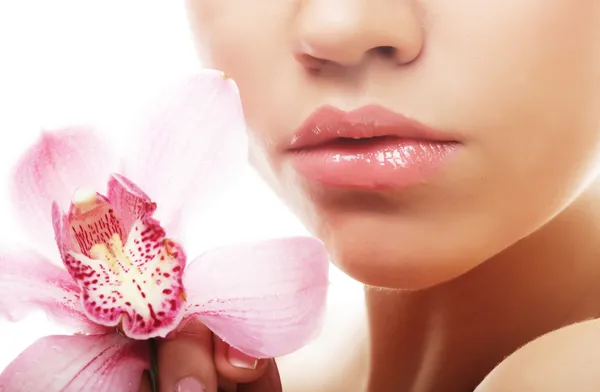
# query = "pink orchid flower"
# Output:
<box><xmin>0</xmin><ymin>70</ymin><xmax>329</xmax><ymax>391</ymax></box>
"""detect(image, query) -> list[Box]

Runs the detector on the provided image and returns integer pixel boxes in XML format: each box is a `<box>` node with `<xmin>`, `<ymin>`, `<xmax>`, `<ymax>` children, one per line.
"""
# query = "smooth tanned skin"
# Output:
<box><xmin>157</xmin><ymin>1</ymin><xmax>600</xmax><ymax>391</ymax></box>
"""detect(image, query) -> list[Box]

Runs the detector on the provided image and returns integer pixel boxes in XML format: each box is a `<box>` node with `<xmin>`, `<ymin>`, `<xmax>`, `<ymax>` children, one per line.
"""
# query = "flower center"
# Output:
<box><xmin>55</xmin><ymin>175</ymin><xmax>187</xmax><ymax>340</ymax></box>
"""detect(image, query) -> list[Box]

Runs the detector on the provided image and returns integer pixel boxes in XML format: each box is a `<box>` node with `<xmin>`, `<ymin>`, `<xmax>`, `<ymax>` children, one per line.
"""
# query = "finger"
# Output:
<box><xmin>238</xmin><ymin>359</ymin><xmax>283</xmax><ymax>392</ymax></box>
<box><xmin>213</xmin><ymin>335</ymin><xmax>269</xmax><ymax>384</ymax></box>
<box><xmin>216</xmin><ymin>374</ymin><xmax>237</xmax><ymax>392</ymax></box>
<box><xmin>158</xmin><ymin>320</ymin><xmax>218</xmax><ymax>392</ymax></box>
<box><xmin>137</xmin><ymin>370</ymin><xmax>152</xmax><ymax>392</ymax></box>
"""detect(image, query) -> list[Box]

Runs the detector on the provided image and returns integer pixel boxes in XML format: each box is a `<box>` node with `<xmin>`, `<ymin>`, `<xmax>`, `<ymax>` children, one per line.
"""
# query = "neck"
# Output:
<box><xmin>365</xmin><ymin>183</ymin><xmax>600</xmax><ymax>392</ymax></box>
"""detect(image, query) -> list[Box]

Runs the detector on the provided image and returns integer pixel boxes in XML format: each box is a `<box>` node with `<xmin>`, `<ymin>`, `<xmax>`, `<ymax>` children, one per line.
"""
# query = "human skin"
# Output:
<box><xmin>145</xmin><ymin>1</ymin><xmax>600</xmax><ymax>391</ymax></box>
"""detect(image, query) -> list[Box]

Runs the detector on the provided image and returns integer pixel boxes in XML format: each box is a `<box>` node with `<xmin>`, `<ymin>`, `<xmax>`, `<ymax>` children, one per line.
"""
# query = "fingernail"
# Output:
<box><xmin>227</xmin><ymin>346</ymin><xmax>259</xmax><ymax>370</ymax></box>
<box><xmin>176</xmin><ymin>377</ymin><xmax>205</xmax><ymax>392</ymax></box>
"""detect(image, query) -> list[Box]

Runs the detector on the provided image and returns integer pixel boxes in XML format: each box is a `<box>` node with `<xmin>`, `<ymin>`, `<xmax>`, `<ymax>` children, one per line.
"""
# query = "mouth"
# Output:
<box><xmin>303</xmin><ymin>135</ymin><xmax>409</xmax><ymax>149</ymax></box>
<box><xmin>286</xmin><ymin>105</ymin><xmax>461</xmax><ymax>190</ymax></box>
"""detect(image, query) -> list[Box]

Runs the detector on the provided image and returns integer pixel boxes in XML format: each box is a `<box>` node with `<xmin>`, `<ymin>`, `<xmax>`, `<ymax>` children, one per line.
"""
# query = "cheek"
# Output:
<box><xmin>428</xmin><ymin>1</ymin><xmax>600</xmax><ymax>215</ymax></box>
<box><xmin>186</xmin><ymin>1</ymin><xmax>294</xmax><ymax>116</ymax></box>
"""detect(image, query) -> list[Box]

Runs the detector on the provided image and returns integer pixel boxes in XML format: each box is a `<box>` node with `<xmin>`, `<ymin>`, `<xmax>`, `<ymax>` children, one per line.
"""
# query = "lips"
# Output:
<box><xmin>285</xmin><ymin>105</ymin><xmax>460</xmax><ymax>190</ymax></box>
<box><xmin>287</xmin><ymin>105</ymin><xmax>457</xmax><ymax>150</ymax></box>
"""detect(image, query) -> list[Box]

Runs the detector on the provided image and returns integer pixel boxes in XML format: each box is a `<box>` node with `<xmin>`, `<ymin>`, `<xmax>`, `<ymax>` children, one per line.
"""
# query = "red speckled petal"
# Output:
<box><xmin>68</xmin><ymin>231</ymin><xmax>187</xmax><ymax>339</ymax></box>
<box><xmin>0</xmin><ymin>334</ymin><xmax>149</xmax><ymax>392</ymax></box>
<box><xmin>121</xmin><ymin>70</ymin><xmax>248</xmax><ymax>237</ymax></box>
<box><xmin>11</xmin><ymin>128</ymin><xmax>115</xmax><ymax>258</ymax></box>
<box><xmin>0</xmin><ymin>247</ymin><xmax>104</xmax><ymax>334</ymax></box>
<box><xmin>66</xmin><ymin>193</ymin><xmax>126</xmax><ymax>258</ymax></box>
<box><xmin>54</xmin><ymin>182</ymin><xmax>187</xmax><ymax>339</ymax></box>
<box><xmin>106</xmin><ymin>174</ymin><xmax>156</xmax><ymax>237</ymax></box>
<box><xmin>183</xmin><ymin>237</ymin><xmax>329</xmax><ymax>358</ymax></box>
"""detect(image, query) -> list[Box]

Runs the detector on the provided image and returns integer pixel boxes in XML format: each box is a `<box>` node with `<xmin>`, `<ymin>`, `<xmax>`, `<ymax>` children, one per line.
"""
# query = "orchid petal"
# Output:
<box><xmin>107</xmin><ymin>174</ymin><xmax>156</xmax><ymax>237</ymax></box>
<box><xmin>11</xmin><ymin>128</ymin><xmax>115</xmax><ymax>257</ymax></box>
<box><xmin>0</xmin><ymin>248</ymin><xmax>103</xmax><ymax>333</ymax></box>
<box><xmin>184</xmin><ymin>237</ymin><xmax>329</xmax><ymax>358</ymax></box>
<box><xmin>65</xmin><ymin>193</ymin><xmax>126</xmax><ymax>257</ymax></box>
<box><xmin>54</xmin><ymin>177</ymin><xmax>187</xmax><ymax>339</ymax></box>
<box><xmin>0</xmin><ymin>334</ymin><xmax>149</xmax><ymax>392</ymax></box>
<box><xmin>122</xmin><ymin>70</ymin><xmax>248</xmax><ymax>236</ymax></box>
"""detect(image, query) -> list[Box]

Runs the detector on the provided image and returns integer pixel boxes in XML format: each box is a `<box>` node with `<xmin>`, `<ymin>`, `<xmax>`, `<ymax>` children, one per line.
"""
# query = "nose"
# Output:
<box><xmin>294</xmin><ymin>0</ymin><xmax>424</xmax><ymax>69</ymax></box>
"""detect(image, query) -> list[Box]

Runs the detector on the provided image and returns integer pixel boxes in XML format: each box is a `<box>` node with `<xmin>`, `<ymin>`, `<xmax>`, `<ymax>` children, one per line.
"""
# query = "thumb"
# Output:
<box><xmin>237</xmin><ymin>359</ymin><xmax>283</xmax><ymax>392</ymax></box>
<box><xmin>212</xmin><ymin>335</ymin><xmax>271</xmax><ymax>384</ymax></box>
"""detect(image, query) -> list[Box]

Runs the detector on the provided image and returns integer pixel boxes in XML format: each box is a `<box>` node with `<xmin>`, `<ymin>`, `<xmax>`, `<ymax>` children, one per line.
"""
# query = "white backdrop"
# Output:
<box><xmin>0</xmin><ymin>1</ymin><xmax>365</xmax><ymax>388</ymax></box>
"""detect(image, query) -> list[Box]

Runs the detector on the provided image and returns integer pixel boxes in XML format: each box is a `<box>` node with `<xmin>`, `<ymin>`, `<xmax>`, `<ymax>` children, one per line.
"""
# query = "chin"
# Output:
<box><xmin>320</xmin><ymin>214</ymin><xmax>487</xmax><ymax>291</ymax></box>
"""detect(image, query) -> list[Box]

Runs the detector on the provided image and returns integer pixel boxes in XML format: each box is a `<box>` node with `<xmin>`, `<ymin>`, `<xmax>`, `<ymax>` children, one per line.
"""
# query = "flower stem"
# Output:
<box><xmin>149</xmin><ymin>338</ymin><xmax>159</xmax><ymax>392</ymax></box>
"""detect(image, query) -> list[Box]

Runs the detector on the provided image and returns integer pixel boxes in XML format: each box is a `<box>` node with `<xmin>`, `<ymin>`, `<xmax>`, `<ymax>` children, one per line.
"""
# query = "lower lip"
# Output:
<box><xmin>290</xmin><ymin>137</ymin><xmax>459</xmax><ymax>190</ymax></box>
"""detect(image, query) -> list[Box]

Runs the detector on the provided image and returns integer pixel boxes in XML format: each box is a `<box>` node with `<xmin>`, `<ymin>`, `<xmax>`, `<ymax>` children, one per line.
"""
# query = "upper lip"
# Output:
<box><xmin>287</xmin><ymin>105</ymin><xmax>456</xmax><ymax>150</ymax></box>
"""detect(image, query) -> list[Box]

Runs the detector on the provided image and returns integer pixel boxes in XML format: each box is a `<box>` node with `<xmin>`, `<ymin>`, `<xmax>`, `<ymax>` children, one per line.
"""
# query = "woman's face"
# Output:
<box><xmin>187</xmin><ymin>1</ymin><xmax>600</xmax><ymax>289</ymax></box>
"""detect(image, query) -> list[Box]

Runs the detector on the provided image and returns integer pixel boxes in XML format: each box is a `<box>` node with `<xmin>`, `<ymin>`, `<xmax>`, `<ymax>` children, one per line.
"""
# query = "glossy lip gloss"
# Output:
<box><xmin>286</xmin><ymin>105</ymin><xmax>460</xmax><ymax>190</ymax></box>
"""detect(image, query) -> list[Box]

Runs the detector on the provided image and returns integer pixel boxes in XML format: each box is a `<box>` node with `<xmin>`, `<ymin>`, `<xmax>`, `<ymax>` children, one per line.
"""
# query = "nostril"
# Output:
<box><xmin>295</xmin><ymin>52</ymin><xmax>329</xmax><ymax>71</ymax></box>
<box><xmin>374</xmin><ymin>46</ymin><xmax>397</xmax><ymax>57</ymax></box>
